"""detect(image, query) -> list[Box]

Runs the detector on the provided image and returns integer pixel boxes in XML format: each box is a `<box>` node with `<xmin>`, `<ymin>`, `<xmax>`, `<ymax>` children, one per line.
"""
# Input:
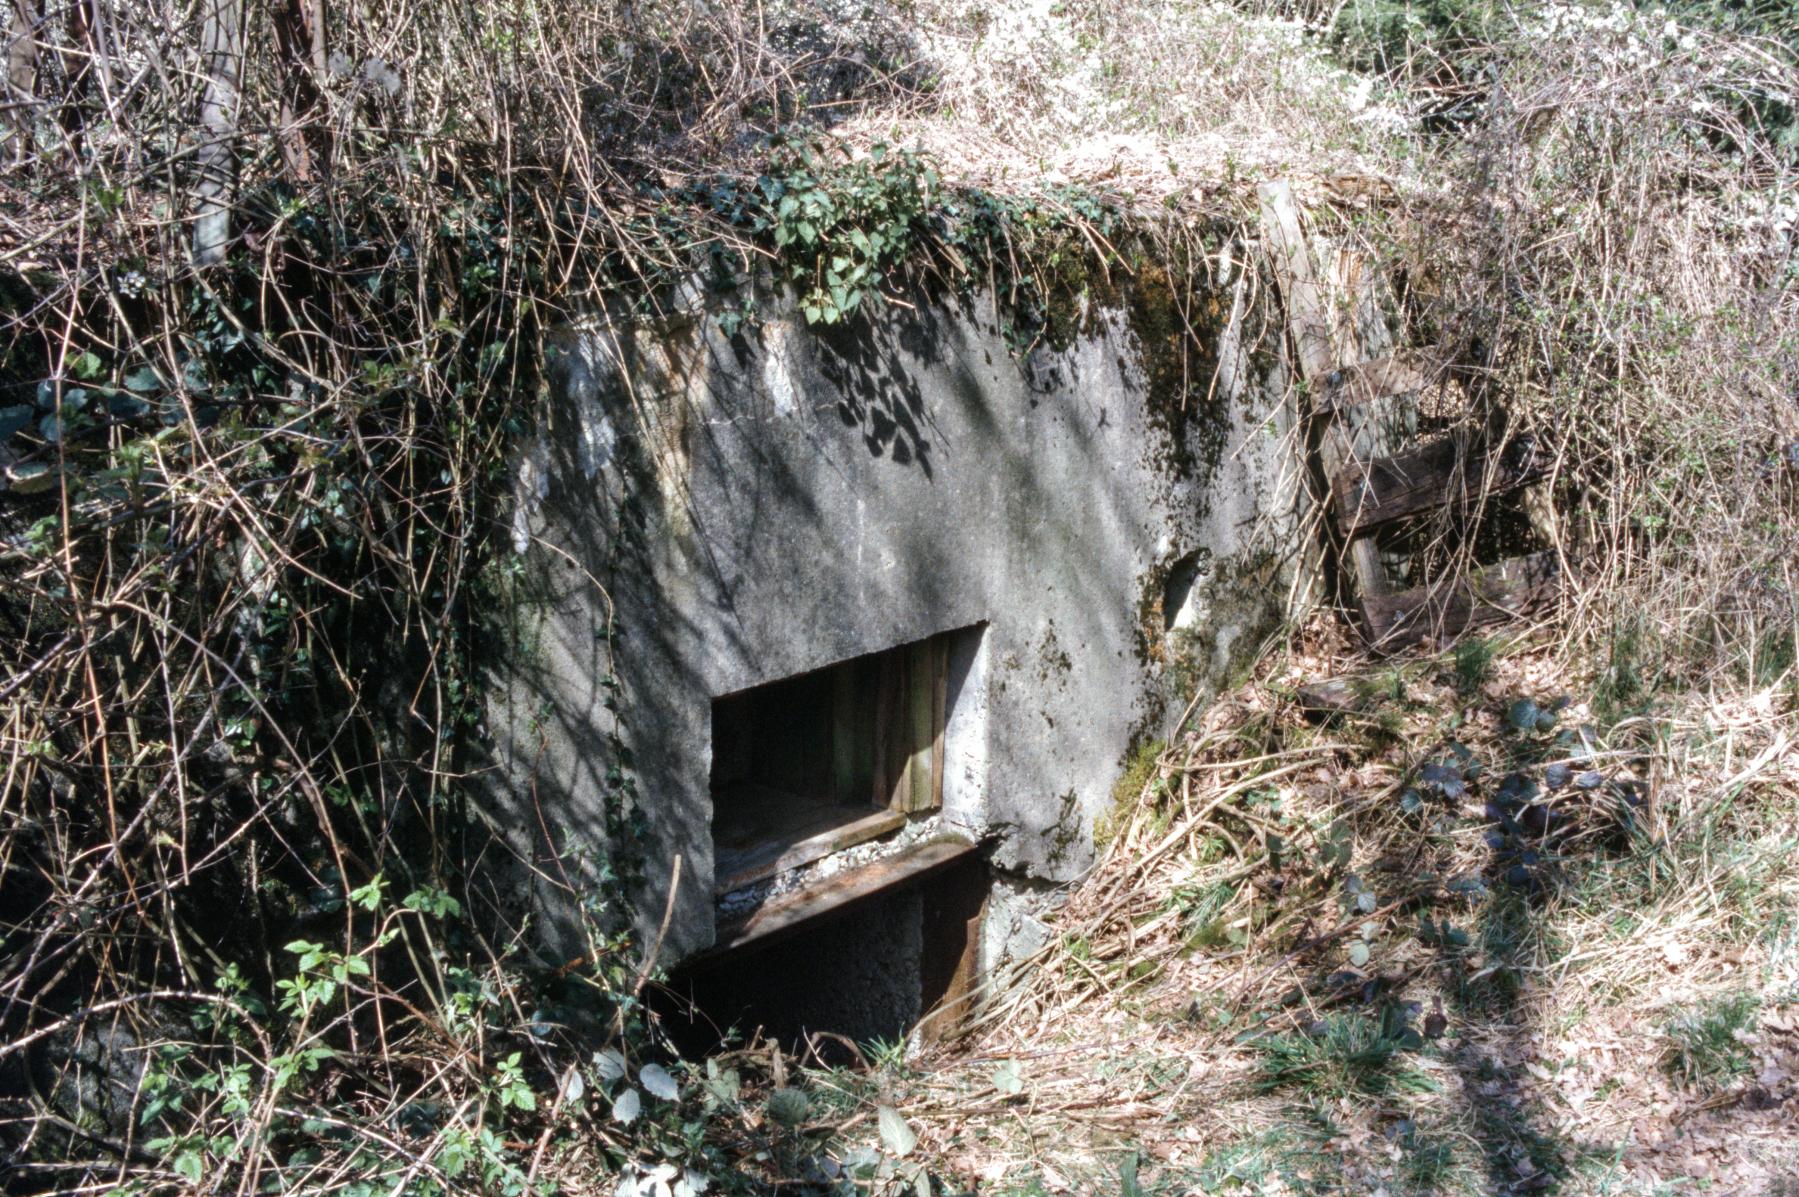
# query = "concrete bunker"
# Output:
<box><xmin>490</xmin><ymin>277</ymin><xmax>1311</xmax><ymax>1043</ymax></box>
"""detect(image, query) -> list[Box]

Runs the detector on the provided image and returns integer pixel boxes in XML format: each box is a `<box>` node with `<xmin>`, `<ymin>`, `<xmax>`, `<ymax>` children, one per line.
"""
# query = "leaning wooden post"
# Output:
<box><xmin>1256</xmin><ymin>179</ymin><xmax>1387</xmax><ymax>609</ymax></box>
<box><xmin>193</xmin><ymin>0</ymin><xmax>244</xmax><ymax>265</ymax></box>
<box><xmin>4</xmin><ymin>0</ymin><xmax>38</xmax><ymax>162</ymax></box>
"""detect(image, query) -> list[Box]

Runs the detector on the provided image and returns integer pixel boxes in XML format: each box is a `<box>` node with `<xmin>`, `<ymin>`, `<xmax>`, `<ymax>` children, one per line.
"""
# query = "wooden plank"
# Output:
<box><xmin>1257</xmin><ymin>179</ymin><xmax>1386</xmax><ymax>600</ymax></box>
<box><xmin>829</xmin><ymin>664</ymin><xmax>874</xmax><ymax>806</ymax></box>
<box><xmin>902</xmin><ymin>639</ymin><xmax>935</xmax><ymax>812</ymax></box>
<box><xmin>1332</xmin><ymin>433</ymin><xmax>1548</xmax><ymax>537</ymax></box>
<box><xmin>873</xmin><ymin>652</ymin><xmax>899</xmax><ymax>807</ymax></box>
<box><xmin>930</xmin><ymin>636</ymin><xmax>948</xmax><ymax>810</ymax></box>
<box><xmin>712</xmin><ymin>788</ymin><xmax>906</xmax><ymax>894</ymax></box>
<box><xmin>709</xmin><ymin>837</ymin><xmax>979</xmax><ymax>956</ymax></box>
<box><xmin>1258</xmin><ymin>180</ymin><xmax>1335</xmax><ymax>382</ymax></box>
<box><xmin>915</xmin><ymin>856</ymin><xmax>989</xmax><ymax>1044</ymax></box>
<box><xmin>1362</xmin><ymin>550</ymin><xmax>1562</xmax><ymax>651</ymax></box>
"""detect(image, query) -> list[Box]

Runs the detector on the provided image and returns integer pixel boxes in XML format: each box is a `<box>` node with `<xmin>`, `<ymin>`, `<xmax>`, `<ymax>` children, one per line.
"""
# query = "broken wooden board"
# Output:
<box><xmin>1362</xmin><ymin>550</ymin><xmax>1562</xmax><ymax>651</ymax></box>
<box><xmin>1332</xmin><ymin>433</ymin><xmax>1548</xmax><ymax>537</ymax></box>
<box><xmin>709</xmin><ymin>836</ymin><xmax>979</xmax><ymax>956</ymax></box>
<box><xmin>711</xmin><ymin>785</ymin><xmax>906</xmax><ymax>895</ymax></box>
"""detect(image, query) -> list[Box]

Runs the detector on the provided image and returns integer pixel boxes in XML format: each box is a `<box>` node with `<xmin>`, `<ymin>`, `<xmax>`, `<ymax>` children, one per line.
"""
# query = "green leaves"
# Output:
<box><xmin>726</xmin><ymin>136</ymin><xmax>942</xmax><ymax>327</ymax></box>
<box><xmin>766</xmin><ymin>1086</ymin><xmax>810</xmax><ymax>1127</ymax></box>
<box><xmin>402</xmin><ymin>885</ymin><xmax>462</xmax><ymax>918</ymax></box>
<box><xmin>639</xmin><ymin>1061</ymin><xmax>679</xmax><ymax>1101</ymax></box>
<box><xmin>1506</xmin><ymin>696</ymin><xmax>1561</xmax><ymax>734</ymax></box>
<box><xmin>493</xmin><ymin>1052</ymin><xmax>536</xmax><ymax>1111</ymax></box>
<box><xmin>275</xmin><ymin>939</ymin><xmax>371</xmax><ymax>1017</ymax></box>
<box><xmin>877</xmin><ymin>1105</ymin><xmax>917</xmax><ymax>1156</ymax></box>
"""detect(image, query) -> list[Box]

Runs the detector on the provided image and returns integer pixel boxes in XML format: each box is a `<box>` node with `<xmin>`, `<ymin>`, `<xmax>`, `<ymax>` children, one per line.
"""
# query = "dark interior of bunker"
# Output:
<box><xmin>653</xmin><ymin>852</ymin><xmax>988</xmax><ymax>1060</ymax></box>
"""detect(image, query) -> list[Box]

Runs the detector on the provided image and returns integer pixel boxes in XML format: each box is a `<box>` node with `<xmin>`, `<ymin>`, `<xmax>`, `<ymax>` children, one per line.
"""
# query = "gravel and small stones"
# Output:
<box><xmin>716</xmin><ymin>814</ymin><xmax>951</xmax><ymax>920</ymax></box>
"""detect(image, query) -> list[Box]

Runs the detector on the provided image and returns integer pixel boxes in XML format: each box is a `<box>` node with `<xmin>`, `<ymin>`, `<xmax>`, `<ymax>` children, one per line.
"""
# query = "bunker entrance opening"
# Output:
<box><xmin>657</xmin><ymin>853</ymin><xmax>989</xmax><ymax>1061</ymax></box>
<box><xmin>709</xmin><ymin>626</ymin><xmax>980</xmax><ymax>895</ymax></box>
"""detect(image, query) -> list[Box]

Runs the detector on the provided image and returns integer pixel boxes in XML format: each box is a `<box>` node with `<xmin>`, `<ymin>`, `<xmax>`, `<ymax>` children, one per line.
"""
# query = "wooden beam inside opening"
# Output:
<box><xmin>708</xmin><ymin>837</ymin><xmax>979</xmax><ymax>957</ymax></box>
<box><xmin>1361</xmin><ymin>550</ymin><xmax>1562</xmax><ymax>652</ymax></box>
<box><xmin>1332</xmin><ymin>433</ymin><xmax>1549</xmax><ymax>537</ymax></box>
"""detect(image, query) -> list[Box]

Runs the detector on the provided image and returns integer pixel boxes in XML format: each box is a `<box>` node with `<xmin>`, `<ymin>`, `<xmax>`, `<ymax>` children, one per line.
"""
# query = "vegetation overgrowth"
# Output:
<box><xmin>0</xmin><ymin>0</ymin><xmax>1795</xmax><ymax>1193</ymax></box>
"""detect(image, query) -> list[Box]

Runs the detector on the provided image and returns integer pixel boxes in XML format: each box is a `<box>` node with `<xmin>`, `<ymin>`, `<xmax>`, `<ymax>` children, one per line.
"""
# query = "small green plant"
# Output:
<box><xmin>1452</xmin><ymin>635</ymin><xmax>1500</xmax><ymax>692</ymax></box>
<box><xmin>1252</xmin><ymin>1009</ymin><xmax>1435</xmax><ymax>1100</ymax></box>
<box><xmin>1172</xmin><ymin>878</ymin><xmax>1240</xmax><ymax>952</ymax></box>
<box><xmin>1662</xmin><ymin>990</ymin><xmax>1761</xmax><ymax>1087</ymax></box>
<box><xmin>718</xmin><ymin>137</ymin><xmax>944</xmax><ymax>327</ymax></box>
<box><xmin>864</xmin><ymin>1034</ymin><xmax>911</xmax><ymax>1075</ymax></box>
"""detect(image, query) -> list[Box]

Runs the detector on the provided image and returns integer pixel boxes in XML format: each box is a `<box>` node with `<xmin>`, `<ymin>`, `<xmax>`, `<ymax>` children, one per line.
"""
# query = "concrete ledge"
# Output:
<box><xmin>705</xmin><ymin>836</ymin><xmax>980</xmax><ymax>958</ymax></box>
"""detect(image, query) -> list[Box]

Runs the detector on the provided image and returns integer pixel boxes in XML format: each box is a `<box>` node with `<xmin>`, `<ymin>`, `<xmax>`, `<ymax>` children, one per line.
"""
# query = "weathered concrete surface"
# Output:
<box><xmin>485</xmin><ymin>277</ymin><xmax>1307</xmax><ymax>964</ymax></box>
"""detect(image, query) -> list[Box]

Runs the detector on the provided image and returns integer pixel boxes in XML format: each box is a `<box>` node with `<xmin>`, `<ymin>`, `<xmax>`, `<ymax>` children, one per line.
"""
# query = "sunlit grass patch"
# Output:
<box><xmin>1662</xmin><ymin>990</ymin><xmax>1761</xmax><ymax>1088</ymax></box>
<box><xmin>1251</xmin><ymin>1009</ymin><xmax>1437</xmax><ymax>1100</ymax></box>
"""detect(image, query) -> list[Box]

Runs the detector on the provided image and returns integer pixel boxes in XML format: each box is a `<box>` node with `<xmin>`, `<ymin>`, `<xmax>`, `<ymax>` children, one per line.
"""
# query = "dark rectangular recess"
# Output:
<box><xmin>709</xmin><ymin>626</ymin><xmax>978</xmax><ymax>894</ymax></box>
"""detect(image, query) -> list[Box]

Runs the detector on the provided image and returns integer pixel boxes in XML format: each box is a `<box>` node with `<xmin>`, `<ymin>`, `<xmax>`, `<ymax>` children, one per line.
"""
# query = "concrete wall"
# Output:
<box><xmin>485</xmin><ymin>274</ymin><xmax>1309</xmax><ymax>965</ymax></box>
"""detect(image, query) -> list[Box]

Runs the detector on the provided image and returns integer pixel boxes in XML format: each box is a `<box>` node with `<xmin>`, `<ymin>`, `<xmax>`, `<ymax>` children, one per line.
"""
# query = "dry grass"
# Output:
<box><xmin>839</xmin><ymin>621</ymin><xmax>1799</xmax><ymax>1194</ymax></box>
<box><xmin>840</xmin><ymin>0</ymin><xmax>1413</xmax><ymax>211</ymax></box>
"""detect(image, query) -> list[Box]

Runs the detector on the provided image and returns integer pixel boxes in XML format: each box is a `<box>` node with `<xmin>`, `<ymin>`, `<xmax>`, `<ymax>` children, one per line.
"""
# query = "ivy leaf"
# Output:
<box><xmin>1418</xmin><ymin>762</ymin><xmax>1466</xmax><ymax>799</ymax></box>
<box><xmin>767</xmin><ymin>1087</ymin><xmax>809</xmax><ymax>1127</ymax></box>
<box><xmin>1506</xmin><ymin>698</ymin><xmax>1541</xmax><ymax>731</ymax></box>
<box><xmin>0</xmin><ymin>405</ymin><xmax>31</xmax><ymax>440</ymax></box>
<box><xmin>877</xmin><ymin>1105</ymin><xmax>917</xmax><ymax>1157</ymax></box>
<box><xmin>991</xmin><ymin>1059</ymin><xmax>1025</xmax><ymax>1095</ymax></box>
<box><xmin>1348</xmin><ymin>941</ymin><xmax>1371</xmax><ymax>968</ymax></box>
<box><xmin>6</xmin><ymin>462</ymin><xmax>58</xmax><ymax>493</ymax></box>
<box><xmin>173</xmin><ymin>1151</ymin><xmax>204</xmax><ymax>1183</ymax></box>
<box><xmin>592</xmin><ymin>1048</ymin><xmax>627</xmax><ymax>1082</ymax></box>
<box><xmin>612</xmin><ymin>1087</ymin><xmax>641</xmax><ymax>1125</ymax></box>
<box><xmin>123</xmin><ymin>367</ymin><xmax>163</xmax><ymax>393</ymax></box>
<box><xmin>702</xmin><ymin>1059</ymin><xmax>740</xmax><ymax>1107</ymax></box>
<box><xmin>639</xmin><ymin>1062</ymin><xmax>678</xmax><ymax>1102</ymax></box>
